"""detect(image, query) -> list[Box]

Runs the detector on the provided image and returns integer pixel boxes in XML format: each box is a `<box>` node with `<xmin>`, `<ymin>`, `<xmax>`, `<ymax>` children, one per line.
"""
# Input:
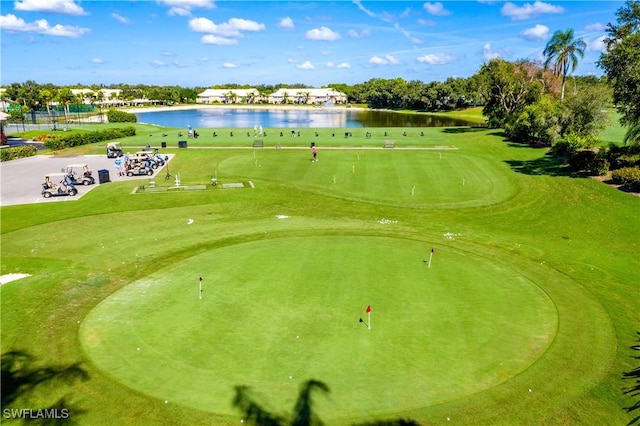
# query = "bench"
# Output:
<box><xmin>253</xmin><ymin>139</ymin><xmax>264</xmax><ymax>148</ymax></box>
<box><xmin>383</xmin><ymin>140</ymin><xmax>395</xmax><ymax>149</ymax></box>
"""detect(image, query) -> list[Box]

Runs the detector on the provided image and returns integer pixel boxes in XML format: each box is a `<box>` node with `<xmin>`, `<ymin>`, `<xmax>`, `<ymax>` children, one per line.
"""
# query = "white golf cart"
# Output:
<box><xmin>41</xmin><ymin>173</ymin><xmax>78</xmax><ymax>198</ymax></box>
<box><xmin>65</xmin><ymin>164</ymin><xmax>95</xmax><ymax>186</ymax></box>
<box><xmin>107</xmin><ymin>142</ymin><xmax>123</xmax><ymax>158</ymax></box>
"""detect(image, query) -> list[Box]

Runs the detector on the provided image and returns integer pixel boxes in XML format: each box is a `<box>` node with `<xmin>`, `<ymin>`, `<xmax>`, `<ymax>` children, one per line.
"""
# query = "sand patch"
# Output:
<box><xmin>0</xmin><ymin>273</ymin><xmax>31</xmax><ymax>285</ymax></box>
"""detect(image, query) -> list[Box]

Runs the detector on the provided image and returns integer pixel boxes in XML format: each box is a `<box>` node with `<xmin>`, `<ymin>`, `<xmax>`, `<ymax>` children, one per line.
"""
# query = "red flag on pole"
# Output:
<box><xmin>366</xmin><ymin>305</ymin><xmax>371</xmax><ymax>314</ymax></box>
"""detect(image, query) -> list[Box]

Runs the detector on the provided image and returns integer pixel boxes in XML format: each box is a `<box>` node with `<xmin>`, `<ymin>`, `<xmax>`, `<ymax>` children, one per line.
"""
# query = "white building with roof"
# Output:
<box><xmin>267</xmin><ymin>88</ymin><xmax>347</xmax><ymax>105</ymax></box>
<box><xmin>197</xmin><ymin>88</ymin><xmax>260</xmax><ymax>104</ymax></box>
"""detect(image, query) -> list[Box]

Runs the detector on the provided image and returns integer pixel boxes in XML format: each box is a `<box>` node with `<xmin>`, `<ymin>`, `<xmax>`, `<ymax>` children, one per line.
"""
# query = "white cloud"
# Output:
<box><xmin>287</xmin><ymin>58</ymin><xmax>296</xmax><ymax>63</ymax></box>
<box><xmin>172</xmin><ymin>61</ymin><xmax>188</xmax><ymax>68</ymax></box>
<box><xmin>305</xmin><ymin>26</ymin><xmax>340</xmax><ymax>41</ymax></box>
<box><xmin>585</xmin><ymin>22</ymin><xmax>605</xmax><ymax>32</ymax></box>
<box><xmin>521</xmin><ymin>24</ymin><xmax>549</xmax><ymax>41</ymax></box>
<box><xmin>297</xmin><ymin>61</ymin><xmax>315</xmax><ymax>70</ymax></box>
<box><xmin>0</xmin><ymin>14</ymin><xmax>90</xmax><ymax>37</ymax></box>
<box><xmin>347</xmin><ymin>28</ymin><xmax>370</xmax><ymax>38</ymax></box>
<box><xmin>482</xmin><ymin>43</ymin><xmax>500</xmax><ymax>61</ymax></box>
<box><xmin>279</xmin><ymin>17</ymin><xmax>294</xmax><ymax>30</ymax></box>
<box><xmin>190</xmin><ymin>16</ymin><xmax>264</xmax><ymax>45</ymax></box>
<box><xmin>589</xmin><ymin>35</ymin><xmax>606</xmax><ymax>52</ymax></box>
<box><xmin>151</xmin><ymin>60</ymin><xmax>166</xmax><ymax>67</ymax></box>
<box><xmin>501</xmin><ymin>1</ymin><xmax>564</xmax><ymax>20</ymax></box>
<box><xmin>91</xmin><ymin>58</ymin><xmax>104</xmax><ymax>64</ymax></box>
<box><xmin>111</xmin><ymin>12</ymin><xmax>130</xmax><ymax>24</ymax></box>
<box><xmin>157</xmin><ymin>0</ymin><xmax>215</xmax><ymax>16</ymax></box>
<box><xmin>483</xmin><ymin>43</ymin><xmax>501</xmax><ymax>60</ymax></box>
<box><xmin>368</xmin><ymin>54</ymin><xmax>400</xmax><ymax>65</ymax></box>
<box><xmin>222</xmin><ymin>62</ymin><xmax>237</xmax><ymax>68</ymax></box>
<box><xmin>327</xmin><ymin>61</ymin><xmax>350</xmax><ymax>68</ymax></box>
<box><xmin>189</xmin><ymin>17</ymin><xmax>264</xmax><ymax>37</ymax></box>
<box><xmin>423</xmin><ymin>2</ymin><xmax>451</xmax><ymax>16</ymax></box>
<box><xmin>14</xmin><ymin>0</ymin><xmax>87</xmax><ymax>15</ymax></box>
<box><xmin>417</xmin><ymin>18</ymin><xmax>436</xmax><ymax>26</ymax></box>
<box><xmin>200</xmin><ymin>34</ymin><xmax>237</xmax><ymax>45</ymax></box>
<box><xmin>416</xmin><ymin>53</ymin><xmax>455</xmax><ymax>64</ymax></box>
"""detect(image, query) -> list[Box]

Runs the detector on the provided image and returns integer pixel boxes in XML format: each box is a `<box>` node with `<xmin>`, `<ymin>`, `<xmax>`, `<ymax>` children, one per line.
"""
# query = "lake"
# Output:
<box><xmin>134</xmin><ymin>107</ymin><xmax>478</xmax><ymax>129</ymax></box>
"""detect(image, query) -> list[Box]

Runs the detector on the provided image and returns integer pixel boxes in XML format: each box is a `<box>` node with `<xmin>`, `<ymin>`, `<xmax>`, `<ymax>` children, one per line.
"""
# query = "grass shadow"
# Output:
<box><xmin>441</xmin><ymin>127</ymin><xmax>489</xmax><ymax>134</ymax></box>
<box><xmin>233</xmin><ymin>379</ymin><xmax>420</xmax><ymax>425</ymax></box>
<box><xmin>505</xmin><ymin>155</ymin><xmax>572</xmax><ymax>177</ymax></box>
<box><xmin>1</xmin><ymin>350</ymin><xmax>89</xmax><ymax>423</ymax></box>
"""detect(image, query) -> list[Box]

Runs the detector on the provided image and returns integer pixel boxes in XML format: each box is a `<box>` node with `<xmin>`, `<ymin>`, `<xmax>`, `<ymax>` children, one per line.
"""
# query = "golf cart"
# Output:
<box><xmin>129</xmin><ymin>151</ymin><xmax>164</xmax><ymax>169</ymax></box>
<box><xmin>107</xmin><ymin>142</ymin><xmax>123</xmax><ymax>158</ymax></box>
<box><xmin>41</xmin><ymin>173</ymin><xmax>78</xmax><ymax>198</ymax></box>
<box><xmin>65</xmin><ymin>164</ymin><xmax>95</xmax><ymax>186</ymax></box>
<box><xmin>125</xmin><ymin>160</ymin><xmax>154</xmax><ymax>177</ymax></box>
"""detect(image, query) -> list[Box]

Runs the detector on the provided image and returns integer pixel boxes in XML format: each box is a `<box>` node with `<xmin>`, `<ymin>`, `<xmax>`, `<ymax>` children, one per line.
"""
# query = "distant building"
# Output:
<box><xmin>268</xmin><ymin>88</ymin><xmax>347</xmax><ymax>105</ymax></box>
<box><xmin>197</xmin><ymin>88</ymin><xmax>260</xmax><ymax>104</ymax></box>
<box><xmin>71</xmin><ymin>89</ymin><xmax>124</xmax><ymax>106</ymax></box>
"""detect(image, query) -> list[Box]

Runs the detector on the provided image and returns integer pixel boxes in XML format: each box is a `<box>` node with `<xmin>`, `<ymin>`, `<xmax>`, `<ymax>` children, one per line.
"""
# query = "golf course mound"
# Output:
<box><xmin>80</xmin><ymin>235</ymin><xmax>557</xmax><ymax>420</ymax></box>
<box><xmin>218</xmin><ymin>150</ymin><xmax>513</xmax><ymax>208</ymax></box>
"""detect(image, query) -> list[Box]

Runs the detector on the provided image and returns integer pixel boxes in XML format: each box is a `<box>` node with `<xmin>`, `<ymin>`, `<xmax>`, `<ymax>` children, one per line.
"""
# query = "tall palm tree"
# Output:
<box><xmin>543</xmin><ymin>29</ymin><xmax>586</xmax><ymax>101</ymax></box>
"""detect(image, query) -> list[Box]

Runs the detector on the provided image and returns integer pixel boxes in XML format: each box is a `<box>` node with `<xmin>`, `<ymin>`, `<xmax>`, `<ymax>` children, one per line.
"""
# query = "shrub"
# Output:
<box><xmin>590</xmin><ymin>156</ymin><xmax>610</xmax><ymax>176</ymax></box>
<box><xmin>611</xmin><ymin>167</ymin><xmax>640</xmax><ymax>191</ymax></box>
<box><xmin>0</xmin><ymin>145</ymin><xmax>37</xmax><ymax>162</ymax></box>
<box><xmin>552</xmin><ymin>133</ymin><xmax>600</xmax><ymax>157</ymax></box>
<box><xmin>568</xmin><ymin>149</ymin><xmax>597</xmax><ymax>171</ymax></box>
<box><xmin>107</xmin><ymin>109</ymin><xmax>137</xmax><ymax>123</ymax></box>
<box><xmin>42</xmin><ymin>127</ymin><xmax>136</xmax><ymax>150</ymax></box>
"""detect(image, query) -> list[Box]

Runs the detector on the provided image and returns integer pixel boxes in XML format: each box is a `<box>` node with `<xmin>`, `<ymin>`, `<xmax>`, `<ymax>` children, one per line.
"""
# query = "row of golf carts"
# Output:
<box><xmin>41</xmin><ymin>164</ymin><xmax>95</xmax><ymax>198</ymax></box>
<box><xmin>108</xmin><ymin>143</ymin><xmax>167</xmax><ymax>177</ymax></box>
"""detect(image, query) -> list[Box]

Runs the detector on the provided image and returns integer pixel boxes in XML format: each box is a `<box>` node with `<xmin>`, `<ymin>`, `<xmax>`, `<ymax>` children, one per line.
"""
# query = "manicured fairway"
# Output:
<box><xmin>218</xmin><ymin>149</ymin><xmax>514</xmax><ymax>208</ymax></box>
<box><xmin>81</xmin><ymin>236</ymin><xmax>556</xmax><ymax>420</ymax></box>
<box><xmin>1</xmin><ymin>123</ymin><xmax>637</xmax><ymax>425</ymax></box>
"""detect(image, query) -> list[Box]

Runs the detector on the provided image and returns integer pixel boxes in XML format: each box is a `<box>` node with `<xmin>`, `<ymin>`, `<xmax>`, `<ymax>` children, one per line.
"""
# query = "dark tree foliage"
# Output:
<box><xmin>598</xmin><ymin>0</ymin><xmax>640</xmax><ymax>126</ymax></box>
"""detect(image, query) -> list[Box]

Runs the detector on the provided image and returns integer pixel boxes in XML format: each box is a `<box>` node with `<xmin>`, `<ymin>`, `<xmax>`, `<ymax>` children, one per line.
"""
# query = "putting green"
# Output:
<box><xmin>80</xmin><ymin>236</ymin><xmax>556</xmax><ymax>421</ymax></box>
<box><xmin>218</xmin><ymin>150</ymin><xmax>513</xmax><ymax>208</ymax></box>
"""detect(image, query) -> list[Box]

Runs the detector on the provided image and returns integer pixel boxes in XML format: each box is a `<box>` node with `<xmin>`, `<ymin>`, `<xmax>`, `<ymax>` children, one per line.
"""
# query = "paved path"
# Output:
<box><xmin>0</xmin><ymin>154</ymin><xmax>171</xmax><ymax>207</ymax></box>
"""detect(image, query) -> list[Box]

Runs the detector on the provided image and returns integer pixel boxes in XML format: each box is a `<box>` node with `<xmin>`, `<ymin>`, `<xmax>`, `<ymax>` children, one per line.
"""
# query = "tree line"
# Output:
<box><xmin>2</xmin><ymin>1</ymin><xmax>638</xmax><ymax>151</ymax></box>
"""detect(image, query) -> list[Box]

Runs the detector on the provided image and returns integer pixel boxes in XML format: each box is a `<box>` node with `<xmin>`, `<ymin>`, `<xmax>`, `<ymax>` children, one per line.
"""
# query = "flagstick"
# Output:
<box><xmin>428</xmin><ymin>249</ymin><xmax>434</xmax><ymax>268</ymax></box>
<box><xmin>368</xmin><ymin>311</ymin><xmax>371</xmax><ymax>330</ymax></box>
<box><xmin>199</xmin><ymin>277</ymin><xmax>203</xmax><ymax>299</ymax></box>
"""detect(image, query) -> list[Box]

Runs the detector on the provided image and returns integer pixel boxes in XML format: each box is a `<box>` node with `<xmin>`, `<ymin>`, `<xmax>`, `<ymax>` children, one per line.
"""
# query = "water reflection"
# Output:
<box><xmin>135</xmin><ymin>108</ymin><xmax>476</xmax><ymax>129</ymax></box>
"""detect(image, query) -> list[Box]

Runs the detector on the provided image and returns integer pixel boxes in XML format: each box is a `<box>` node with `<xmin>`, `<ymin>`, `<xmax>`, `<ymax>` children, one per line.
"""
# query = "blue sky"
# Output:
<box><xmin>0</xmin><ymin>0</ymin><xmax>623</xmax><ymax>87</ymax></box>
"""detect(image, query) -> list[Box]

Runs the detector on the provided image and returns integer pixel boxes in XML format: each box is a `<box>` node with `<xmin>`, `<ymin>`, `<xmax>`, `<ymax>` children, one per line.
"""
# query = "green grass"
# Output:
<box><xmin>80</xmin><ymin>236</ymin><xmax>557</xmax><ymax>420</ymax></box>
<box><xmin>1</xmin><ymin>122</ymin><xmax>638</xmax><ymax>425</ymax></box>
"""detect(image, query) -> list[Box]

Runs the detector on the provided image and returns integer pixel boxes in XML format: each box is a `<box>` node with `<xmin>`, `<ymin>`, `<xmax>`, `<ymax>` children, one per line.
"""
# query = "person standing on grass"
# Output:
<box><xmin>312</xmin><ymin>144</ymin><xmax>318</xmax><ymax>162</ymax></box>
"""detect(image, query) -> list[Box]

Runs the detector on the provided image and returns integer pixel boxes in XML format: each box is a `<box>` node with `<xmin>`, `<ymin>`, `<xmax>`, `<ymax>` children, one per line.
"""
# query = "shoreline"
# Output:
<box><xmin>120</xmin><ymin>104</ymin><xmax>366</xmax><ymax>114</ymax></box>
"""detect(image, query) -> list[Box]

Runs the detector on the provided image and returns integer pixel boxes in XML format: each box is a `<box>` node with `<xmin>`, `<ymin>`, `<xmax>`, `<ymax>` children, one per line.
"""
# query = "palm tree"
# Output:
<box><xmin>543</xmin><ymin>29</ymin><xmax>586</xmax><ymax>101</ymax></box>
<box><xmin>624</xmin><ymin>121</ymin><xmax>640</xmax><ymax>146</ymax></box>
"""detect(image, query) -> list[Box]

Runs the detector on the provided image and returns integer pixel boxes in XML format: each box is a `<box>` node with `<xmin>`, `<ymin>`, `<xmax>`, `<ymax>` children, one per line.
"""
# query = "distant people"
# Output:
<box><xmin>297</xmin><ymin>131</ymin><xmax>301</xmax><ymax>137</ymax></box>
<box><xmin>291</xmin><ymin>130</ymin><xmax>296</xmax><ymax>137</ymax></box>
<box><xmin>366</xmin><ymin>131</ymin><xmax>371</xmax><ymax>139</ymax></box>
<box><xmin>194</xmin><ymin>130</ymin><xmax>199</xmax><ymax>138</ymax></box>
<box><xmin>213</xmin><ymin>131</ymin><xmax>217</xmax><ymax>137</ymax></box>
<box><xmin>420</xmin><ymin>131</ymin><xmax>424</xmax><ymax>136</ymax></box>
<box><xmin>315</xmin><ymin>132</ymin><xmax>319</xmax><ymax>137</ymax></box>
<box><xmin>280</xmin><ymin>131</ymin><xmax>284</xmax><ymax>137</ymax></box>
<box><xmin>230</xmin><ymin>131</ymin><xmax>234</xmax><ymax>137</ymax></box>
<box><xmin>312</xmin><ymin>144</ymin><xmax>318</xmax><ymax>162</ymax></box>
<box><xmin>384</xmin><ymin>131</ymin><xmax>388</xmax><ymax>137</ymax></box>
<box><xmin>402</xmin><ymin>131</ymin><xmax>407</xmax><ymax>136</ymax></box>
<box><xmin>247</xmin><ymin>131</ymin><xmax>250</xmax><ymax>137</ymax></box>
